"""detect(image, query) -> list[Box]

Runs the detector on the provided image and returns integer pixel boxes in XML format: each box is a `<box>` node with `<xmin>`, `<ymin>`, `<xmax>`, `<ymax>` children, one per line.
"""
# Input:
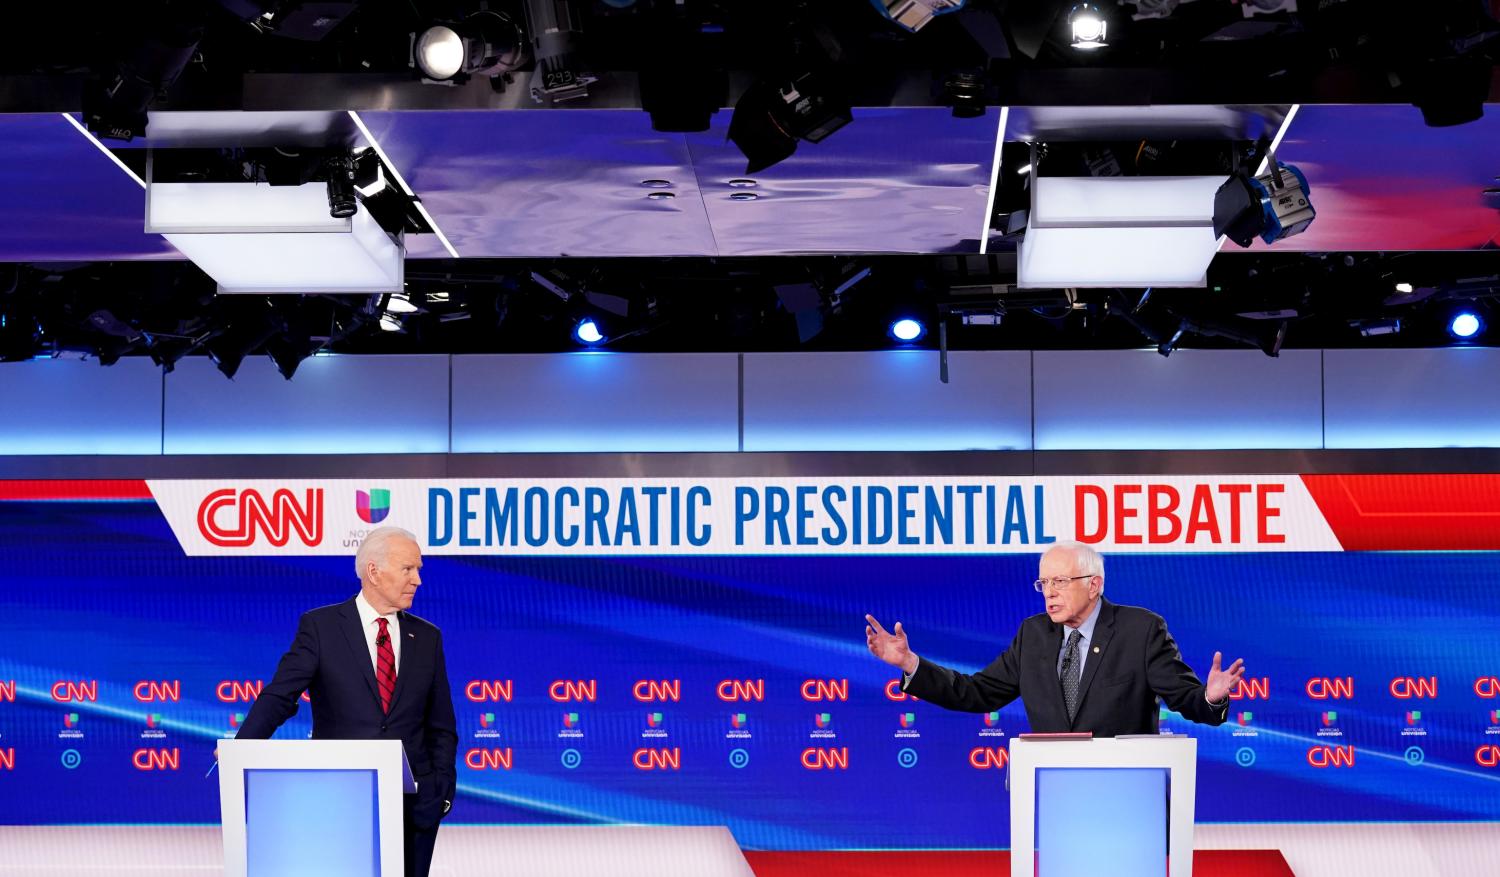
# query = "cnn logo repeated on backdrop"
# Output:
<box><xmin>9</xmin><ymin>671</ymin><xmax>1500</xmax><ymax>773</ymax></box>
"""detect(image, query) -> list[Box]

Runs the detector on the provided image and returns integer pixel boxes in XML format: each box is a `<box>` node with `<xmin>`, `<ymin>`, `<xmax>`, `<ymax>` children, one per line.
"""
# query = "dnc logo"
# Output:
<box><xmin>356</xmin><ymin>489</ymin><xmax>391</xmax><ymax>525</ymax></box>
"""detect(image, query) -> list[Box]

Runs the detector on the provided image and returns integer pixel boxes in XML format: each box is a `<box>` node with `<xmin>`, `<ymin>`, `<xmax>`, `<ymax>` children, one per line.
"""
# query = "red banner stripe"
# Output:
<box><xmin>741</xmin><ymin>850</ymin><xmax>1292</xmax><ymax>877</ymax></box>
<box><xmin>0</xmin><ymin>480</ymin><xmax>154</xmax><ymax>501</ymax></box>
<box><xmin>1301</xmin><ymin>474</ymin><xmax>1500</xmax><ymax>550</ymax></box>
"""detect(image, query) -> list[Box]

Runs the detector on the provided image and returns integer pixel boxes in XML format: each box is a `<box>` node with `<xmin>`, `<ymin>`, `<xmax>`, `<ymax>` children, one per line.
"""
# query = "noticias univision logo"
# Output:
<box><xmin>145</xmin><ymin>713</ymin><xmax>161</xmax><ymax>729</ymax></box>
<box><xmin>815</xmin><ymin>712</ymin><xmax>832</xmax><ymax>729</ymax></box>
<box><xmin>229</xmin><ymin>712</ymin><xmax>244</xmax><ymax>729</ymax></box>
<box><xmin>984</xmin><ymin>711</ymin><xmax>1000</xmax><ymax>727</ymax></box>
<box><xmin>647</xmin><ymin>712</ymin><xmax>663</xmax><ymax>728</ymax></box>
<box><xmin>1237</xmin><ymin>711</ymin><xmax>1253</xmax><ymax>726</ymax></box>
<box><xmin>63</xmin><ymin>713</ymin><xmax>80</xmax><ymax>729</ymax></box>
<box><xmin>899</xmin><ymin>712</ymin><xmax>916</xmax><ymax>728</ymax></box>
<box><xmin>356</xmin><ymin>489</ymin><xmax>391</xmax><ymax>525</ymax></box>
<box><xmin>1406</xmin><ymin>710</ymin><xmax>1422</xmax><ymax>726</ymax></box>
<box><xmin>563</xmin><ymin>712</ymin><xmax>579</xmax><ymax>728</ymax></box>
<box><xmin>731</xmin><ymin>713</ymin><xmax>747</xmax><ymax>729</ymax></box>
<box><xmin>1322</xmin><ymin>711</ymin><xmax>1338</xmax><ymax>727</ymax></box>
<box><xmin>480</xmin><ymin>713</ymin><xmax>495</xmax><ymax>728</ymax></box>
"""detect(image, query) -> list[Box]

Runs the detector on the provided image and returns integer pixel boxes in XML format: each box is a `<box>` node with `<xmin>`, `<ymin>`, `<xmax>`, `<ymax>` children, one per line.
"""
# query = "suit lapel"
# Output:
<box><xmin>1038</xmin><ymin>621</ymin><xmax>1069</xmax><ymax>729</ymax></box>
<box><xmin>387</xmin><ymin>611</ymin><xmax>419</xmax><ymax>715</ymax></box>
<box><xmin>337</xmin><ymin>599</ymin><xmax>382</xmax><ymax>710</ymax></box>
<box><xmin>1071</xmin><ymin>599</ymin><xmax>1115</xmax><ymax>725</ymax></box>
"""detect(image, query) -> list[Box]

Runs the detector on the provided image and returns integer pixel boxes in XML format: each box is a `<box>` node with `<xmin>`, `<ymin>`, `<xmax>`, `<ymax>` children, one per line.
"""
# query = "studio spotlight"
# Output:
<box><xmin>574</xmin><ymin>318</ymin><xmax>605</xmax><ymax>345</ymax></box>
<box><xmin>873</xmin><ymin>0</ymin><xmax>967</xmax><ymax>33</ymax></box>
<box><xmin>385</xmin><ymin>293</ymin><xmax>421</xmax><ymax>314</ymax></box>
<box><xmin>1409</xmin><ymin>58</ymin><xmax>1492</xmax><ymax>128</ymax></box>
<box><xmin>206</xmin><ymin>334</ymin><xmax>259</xmax><ymax>380</ymax></box>
<box><xmin>1214</xmin><ymin>161</ymin><xmax>1316</xmax><ymax>248</ymax></box>
<box><xmin>82</xmin><ymin>5</ymin><xmax>208</xmax><ymax>141</ymax></box>
<box><xmin>728</xmin><ymin>22</ymin><xmax>851</xmax><ymax>173</ymax></box>
<box><xmin>639</xmin><ymin>6</ymin><xmax>727</xmax><ymax>132</ymax></box>
<box><xmin>325</xmin><ymin>152</ymin><xmax>357</xmax><ymax>219</ymax></box>
<box><xmin>415</xmin><ymin>26</ymin><xmax>465</xmax><ymax>80</ymax></box>
<box><xmin>413</xmin><ymin>10</ymin><xmax>528</xmax><ymax>83</ymax></box>
<box><xmin>1353</xmin><ymin>318</ymin><xmax>1402</xmax><ymax>338</ymax></box>
<box><xmin>524</xmin><ymin>0</ymin><xmax>592</xmax><ymax>102</ymax></box>
<box><xmin>1450</xmin><ymin>311</ymin><xmax>1483</xmax><ymax>339</ymax></box>
<box><xmin>1069</xmin><ymin>4</ymin><xmax>1108</xmax><ymax>51</ymax></box>
<box><xmin>729</xmin><ymin>76</ymin><xmax>852</xmax><ymax>173</ymax></box>
<box><xmin>265</xmin><ymin>332</ymin><xmax>315</xmax><ymax>381</ymax></box>
<box><xmin>942</xmin><ymin>69</ymin><xmax>988</xmax><ymax>119</ymax></box>
<box><xmin>206</xmin><ymin>302</ymin><xmax>282</xmax><ymax>380</ymax></box>
<box><xmin>890</xmin><ymin>318</ymin><xmax>926</xmax><ymax>342</ymax></box>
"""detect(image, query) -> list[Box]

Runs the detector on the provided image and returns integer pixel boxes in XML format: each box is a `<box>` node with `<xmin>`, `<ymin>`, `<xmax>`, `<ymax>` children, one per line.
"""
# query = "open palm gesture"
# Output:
<box><xmin>866</xmin><ymin>614</ymin><xmax>919</xmax><ymax>675</ymax></box>
<box><xmin>1204</xmin><ymin>651</ymin><xmax>1246</xmax><ymax>704</ymax></box>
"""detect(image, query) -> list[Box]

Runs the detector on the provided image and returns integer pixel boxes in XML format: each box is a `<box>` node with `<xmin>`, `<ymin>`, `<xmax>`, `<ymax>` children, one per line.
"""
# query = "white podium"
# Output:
<box><xmin>218</xmin><ymin>739</ymin><xmax>416</xmax><ymax>877</ymax></box>
<box><xmin>1009</xmin><ymin>735</ymin><xmax>1197</xmax><ymax>877</ymax></box>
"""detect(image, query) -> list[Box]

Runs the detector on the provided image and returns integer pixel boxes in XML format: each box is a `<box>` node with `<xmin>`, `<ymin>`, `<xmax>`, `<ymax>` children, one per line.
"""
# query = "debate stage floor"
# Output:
<box><xmin>1</xmin><ymin>823</ymin><xmax>1496</xmax><ymax>875</ymax></box>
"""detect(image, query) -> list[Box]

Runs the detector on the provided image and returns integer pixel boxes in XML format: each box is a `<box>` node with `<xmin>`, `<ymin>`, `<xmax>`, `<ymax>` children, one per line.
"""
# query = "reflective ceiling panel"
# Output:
<box><xmin>1005</xmin><ymin>105</ymin><xmax>1287</xmax><ymax>143</ymax></box>
<box><xmin>1246</xmin><ymin>104</ymin><xmax>1500</xmax><ymax>252</ymax></box>
<box><xmin>0</xmin><ymin>114</ymin><xmax>178</xmax><ymax>262</ymax></box>
<box><xmin>358</xmin><ymin>109</ymin><xmax>717</xmax><ymax>258</ymax></box>
<box><xmin>686</xmin><ymin>107</ymin><xmax>999</xmax><ymax>256</ymax></box>
<box><xmin>2</xmin><ymin>104</ymin><xmax>1497</xmax><ymax>263</ymax></box>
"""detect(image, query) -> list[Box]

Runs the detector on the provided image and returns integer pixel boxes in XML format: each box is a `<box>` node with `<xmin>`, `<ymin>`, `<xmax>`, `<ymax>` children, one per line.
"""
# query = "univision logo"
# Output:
<box><xmin>357</xmin><ymin>489</ymin><xmax>391</xmax><ymax>525</ymax></box>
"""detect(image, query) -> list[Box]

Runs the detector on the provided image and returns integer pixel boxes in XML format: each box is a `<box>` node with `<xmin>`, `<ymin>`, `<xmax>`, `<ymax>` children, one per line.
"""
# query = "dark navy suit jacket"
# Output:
<box><xmin>906</xmin><ymin>599</ymin><xmax>1227</xmax><ymax>736</ymax></box>
<box><xmin>235</xmin><ymin>597</ymin><xmax>458</xmax><ymax>827</ymax></box>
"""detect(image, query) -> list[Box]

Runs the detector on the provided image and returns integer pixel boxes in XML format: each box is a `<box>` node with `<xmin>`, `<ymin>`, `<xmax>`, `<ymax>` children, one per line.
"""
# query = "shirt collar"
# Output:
<box><xmin>1065</xmin><ymin>597</ymin><xmax>1103</xmax><ymax>642</ymax></box>
<box><xmin>355</xmin><ymin>591</ymin><xmax>396</xmax><ymax>628</ymax></box>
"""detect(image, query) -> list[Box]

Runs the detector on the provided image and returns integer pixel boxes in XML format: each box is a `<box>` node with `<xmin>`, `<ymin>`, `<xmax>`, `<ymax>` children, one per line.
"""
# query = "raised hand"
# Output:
<box><xmin>1204</xmin><ymin>651</ymin><xmax>1246</xmax><ymax>704</ymax></box>
<box><xmin>866</xmin><ymin>614</ymin><xmax>919</xmax><ymax>675</ymax></box>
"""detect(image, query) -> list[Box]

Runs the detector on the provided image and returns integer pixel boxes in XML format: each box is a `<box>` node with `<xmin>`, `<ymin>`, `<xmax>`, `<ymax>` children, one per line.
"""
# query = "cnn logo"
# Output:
<box><xmin>197</xmin><ymin>488</ymin><xmax>323</xmax><ymax>548</ymax></box>
<box><xmin>800</xmin><ymin>679</ymin><xmax>849</xmax><ymax>701</ymax></box>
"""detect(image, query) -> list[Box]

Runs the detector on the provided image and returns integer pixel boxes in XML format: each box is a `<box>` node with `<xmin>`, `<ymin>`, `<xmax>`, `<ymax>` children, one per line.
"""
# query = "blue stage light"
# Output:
<box><xmin>574</xmin><ymin>319</ymin><xmax>605</xmax><ymax>345</ymax></box>
<box><xmin>1450</xmin><ymin>312</ymin><xmax>1482</xmax><ymax>339</ymax></box>
<box><xmin>890</xmin><ymin>318</ymin><xmax>925</xmax><ymax>342</ymax></box>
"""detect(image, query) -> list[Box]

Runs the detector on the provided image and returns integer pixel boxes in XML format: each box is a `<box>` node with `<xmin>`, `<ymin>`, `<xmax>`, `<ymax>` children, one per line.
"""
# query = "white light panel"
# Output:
<box><xmin>147</xmin><ymin>182</ymin><xmax>403</xmax><ymax>294</ymax></box>
<box><xmin>1019</xmin><ymin>175</ymin><xmax>1225</xmax><ymax>288</ymax></box>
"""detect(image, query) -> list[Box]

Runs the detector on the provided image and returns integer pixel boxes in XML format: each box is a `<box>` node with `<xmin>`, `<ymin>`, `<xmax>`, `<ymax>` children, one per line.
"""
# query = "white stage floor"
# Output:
<box><xmin>0</xmin><ymin>823</ymin><xmax>1495</xmax><ymax>876</ymax></box>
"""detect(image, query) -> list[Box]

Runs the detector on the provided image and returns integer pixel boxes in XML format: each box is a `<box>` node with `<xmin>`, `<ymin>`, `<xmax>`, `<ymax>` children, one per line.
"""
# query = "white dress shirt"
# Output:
<box><xmin>354</xmin><ymin>591</ymin><xmax>402</xmax><ymax>674</ymax></box>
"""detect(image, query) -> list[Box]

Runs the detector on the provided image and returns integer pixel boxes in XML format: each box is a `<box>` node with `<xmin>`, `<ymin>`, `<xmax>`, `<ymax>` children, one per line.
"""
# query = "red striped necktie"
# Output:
<box><xmin>375</xmin><ymin>617</ymin><xmax>397</xmax><ymax>713</ymax></box>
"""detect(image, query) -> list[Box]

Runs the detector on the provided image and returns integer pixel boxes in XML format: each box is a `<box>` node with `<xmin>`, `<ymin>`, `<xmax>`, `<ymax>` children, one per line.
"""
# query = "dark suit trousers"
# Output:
<box><xmin>403</xmin><ymin>794</ymin><xmax>440</xmax><ymax>877</ymax></box>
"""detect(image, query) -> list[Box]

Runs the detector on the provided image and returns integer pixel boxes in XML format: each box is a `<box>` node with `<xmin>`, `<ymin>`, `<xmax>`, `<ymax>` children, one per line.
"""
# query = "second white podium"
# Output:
<box><xmin>1009</xmin><ymin>735</ymin><xmax>1198</xmax><ymax>877</ymax></box>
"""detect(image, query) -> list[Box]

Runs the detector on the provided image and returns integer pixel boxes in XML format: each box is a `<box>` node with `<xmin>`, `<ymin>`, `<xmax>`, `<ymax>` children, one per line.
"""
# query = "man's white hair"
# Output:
<box><xmin>355</xmin><ymin>526</ymin><xmax>419</xmax><ymax>581</ymax></box>
<box><xmin>1042</xmin><ymin>540</ymin><xmax>1105</xmax><ymax>582</ymax></box>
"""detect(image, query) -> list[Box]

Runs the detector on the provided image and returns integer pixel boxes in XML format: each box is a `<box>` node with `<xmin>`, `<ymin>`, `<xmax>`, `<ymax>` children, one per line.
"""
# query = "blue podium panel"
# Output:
<box><xmin>245</xmin><ymin>769</ymin><xmax>380</xmax><ymax>877</ymax></box>
<box><xmin>1035</xmin><ymin>767</ymin><xmax>1168</xmax><ymax>877</ymax></box>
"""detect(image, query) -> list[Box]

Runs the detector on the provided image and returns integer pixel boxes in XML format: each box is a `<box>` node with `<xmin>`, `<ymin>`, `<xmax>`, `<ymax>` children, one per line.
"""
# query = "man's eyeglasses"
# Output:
<box><xmin>1032</xmin><ymin>574</ymin><xmax>1094</xmax><ymax>593</ymax></box>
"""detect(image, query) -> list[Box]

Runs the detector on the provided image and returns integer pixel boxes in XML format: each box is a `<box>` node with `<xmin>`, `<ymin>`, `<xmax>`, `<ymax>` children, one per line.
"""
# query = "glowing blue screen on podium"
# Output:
<box><xmin>1036</xmin><ymin>767</ymin><xmax>1168</xmax><ymax>877</ymax></box>
<box><xmin>245</xmin><ymin>769</ymin><xmax>379</xmax><ymax>877</ymax></box>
